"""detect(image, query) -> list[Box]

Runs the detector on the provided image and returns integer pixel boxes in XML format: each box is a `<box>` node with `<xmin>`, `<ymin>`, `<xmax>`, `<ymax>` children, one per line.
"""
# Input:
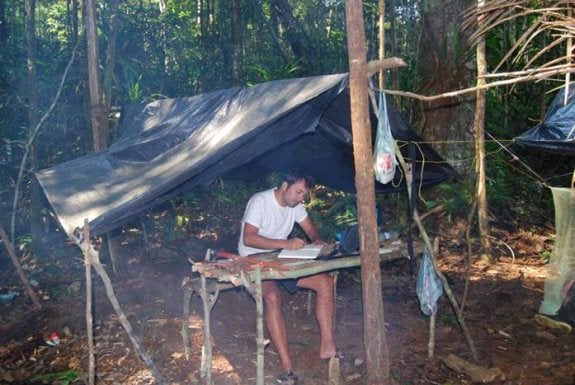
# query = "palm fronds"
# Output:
<box><xmin>463</xmin><ymin>1</ymin><xmax>575</xmax><ymax>83</ymax></box>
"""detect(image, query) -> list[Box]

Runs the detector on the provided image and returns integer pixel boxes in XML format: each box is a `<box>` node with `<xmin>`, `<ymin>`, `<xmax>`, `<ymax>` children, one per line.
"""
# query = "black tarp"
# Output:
<box><xmin>516</xmin><ymin>85</ymin><xmax>575</xmax><ymax>156</ymax></box>
<box><xmin>36</xmin><ymin>73</ymin><xmax>457</xmax><ymax>238</ymax></box>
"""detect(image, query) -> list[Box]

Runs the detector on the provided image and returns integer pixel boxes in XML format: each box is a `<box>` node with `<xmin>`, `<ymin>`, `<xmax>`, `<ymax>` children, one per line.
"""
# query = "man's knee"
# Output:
<box><xmin>300</xmin><ymin>273</ymin><xmax>334</xmax><ymax>293</ymax></box>
<box><xmin>263</xmin><ymin>284</ymin><xmax>282</xmax><ymax>308</ymax></box>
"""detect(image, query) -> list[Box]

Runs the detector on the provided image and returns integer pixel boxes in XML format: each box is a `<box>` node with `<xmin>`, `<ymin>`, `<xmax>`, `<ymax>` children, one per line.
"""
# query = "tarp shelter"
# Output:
<box><xmin>36</xmin><ymin>73</ymin><xmax>456</xmax><ymax>239</ymax></box>
<box><xmin>516</xmin><ymin>84</ymin><xmax>575</xmax><ymax>155</ymax></box>
<box><xmin>516</xmin><ymin>84</ymin><xmax>575</xmax><ymax>320</ymax></box>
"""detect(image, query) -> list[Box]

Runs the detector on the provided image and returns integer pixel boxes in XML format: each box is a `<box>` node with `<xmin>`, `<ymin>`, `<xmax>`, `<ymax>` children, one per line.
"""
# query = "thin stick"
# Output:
<box><xmin>10</xmin><ymin>43</ymin><xmax>78</xmax><ymax>244</ymax></box>
<box><xmin>396</xmin><ymin>150</ymin><xmax>479</xmax><ymax>362</ymax></box>
<box><xmin>382</xmin><ymin>65</ymin><xmax>574</xmax><ymax>102</ymax></box>
<box><xmin>84</xmin><ymin>238</ymin><xmax>165</xmax><ymax>385</ymax></box>
<box><xmin>254</xmin><ymin>266</ymin><xmax>264</xmax><ymax>385</ymax></box>
<box><xmin>428</xmin><ymin>312</ymin><xmax>436</xmax><ymax>360</ymax></box>
<box><xmin>564</xmin><ymin>6</ymin><xmax>572</xmax><ymax>106</ymax></box>
<box><xmin>0</xmin><ymin>221</ymin><xmax>42</xmax><ymax>309</ymax></box>
<box><xmin>462</xmin><ymin>199</ymin><xmax>478</xmax><ymax>315</ymax></box>
<box><xmin>83</xmin><ymin>220</ymin><xmax>95</xmax><ymax>385</ymax></box>
<box><xmin>200</xmin><ymin>273</ymin><xmax>213</xmax><ymax>384</ymax></box>
<box><xmin>181</xmin><ymin>278</ymin><xmax>193</xmax><ymax>359</ymax></box>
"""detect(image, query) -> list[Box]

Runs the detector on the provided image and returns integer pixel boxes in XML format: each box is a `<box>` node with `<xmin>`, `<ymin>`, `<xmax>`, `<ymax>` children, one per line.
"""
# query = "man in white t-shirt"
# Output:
<box><xmin>238</xmin><ymin>171</ymin><xmax>337</xmax><ymax>384</ymax></box>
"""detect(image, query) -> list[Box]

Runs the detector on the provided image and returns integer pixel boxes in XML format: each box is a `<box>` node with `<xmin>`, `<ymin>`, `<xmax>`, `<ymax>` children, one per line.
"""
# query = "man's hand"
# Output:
<box><xmin>284</xmin><ymin>237</ymin><xmax>306</xmax><ymax>250</ymax></box>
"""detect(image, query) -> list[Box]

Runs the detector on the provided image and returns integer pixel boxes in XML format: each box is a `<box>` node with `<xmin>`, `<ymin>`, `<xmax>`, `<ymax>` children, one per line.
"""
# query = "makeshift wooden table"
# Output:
<box><xmin>182</xmin><ymin>241</ymin><xmax>415</xmax><ymax>385</ymax></box>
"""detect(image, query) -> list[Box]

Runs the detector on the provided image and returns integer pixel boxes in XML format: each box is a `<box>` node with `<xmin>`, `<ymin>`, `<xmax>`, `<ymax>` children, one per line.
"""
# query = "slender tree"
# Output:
<box><xmin>85</xmin><ymin>0</ymin><xmax>108</xmax><ymax>151</ymax></box>
<box><xmin>345</xmin><ymin>1</ymin><xmax>390</xmax><ymax>383</ymax></box>
<box><xmin>473</xmin><ymin>0</ymin><xmax>491</xmax><ymax>260</ymax></box>
<box><xmin>26</xmin><ymin>0</ymin><xmax>45</xmax><ymax>251</ymax></box>
<box><xmin>231</xmin><ymin>0</ymin><xmax>242</xmax><ymax>85</ymax></box>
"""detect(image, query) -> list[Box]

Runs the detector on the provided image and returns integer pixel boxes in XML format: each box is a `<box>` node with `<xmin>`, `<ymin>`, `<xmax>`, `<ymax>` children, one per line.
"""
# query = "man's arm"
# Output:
<box><xmin>298</xmin><ymin>217</ymin><xmax>324</xmax><ymax>245</ymax></box>
<box><xmin>243</xmin><ymin>223</ymin><xmax>307</xmax><ymax>250</ymax></box>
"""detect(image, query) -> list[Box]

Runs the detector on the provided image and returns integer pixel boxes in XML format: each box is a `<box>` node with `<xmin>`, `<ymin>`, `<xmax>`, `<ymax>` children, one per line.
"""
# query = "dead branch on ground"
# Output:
<box><xmin>0</xmin><ymin>221</ymin><xmax>42</xmax><ymax>309</ymax></box>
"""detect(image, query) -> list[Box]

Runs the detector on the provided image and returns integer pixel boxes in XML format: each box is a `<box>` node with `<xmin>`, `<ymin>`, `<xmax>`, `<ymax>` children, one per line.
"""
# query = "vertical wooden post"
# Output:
<box><xmin>475</xmin><ymin>0</ymin><xmax>491</xmax><ymax>260</ymax></box>
<box><xmin>378</xmin><ymin>0</ymin><xmax>385</xmax><ymax>89</ymax></box>
<box><xmin>200</xmin><ymin>249</ymin><xmax>213</xmax><ymax>384</ymax></box>
<box><xmin>254</xmin><ymin>266</ymin><xmax>264</xmax><ymax>385</ymax></box>
<box><xmin>83</xmin><ymin>220</ymin><xmax>95</xmax><ymax>385</ymax></box>
<box><xmin>344</xmin><ymin>1</ymin><xmax>390</xmax><ymax>384</ymax></box>
<box><xmin>85</xmin><ymin>0</ymin><xmax>108</xmax><ymax>151</ymax></box>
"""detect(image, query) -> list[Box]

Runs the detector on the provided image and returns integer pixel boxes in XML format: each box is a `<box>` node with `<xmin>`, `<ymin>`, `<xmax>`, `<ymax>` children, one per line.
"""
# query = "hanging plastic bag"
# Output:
<box><xmin>416</xmin><ymin>249</ymin><xmax>443</xmax><ymax>316</ymax></box>
<box><xmin>373</xmin><ymin>91</ymin><xmax>398</xmax><ymax>184</ymax></box>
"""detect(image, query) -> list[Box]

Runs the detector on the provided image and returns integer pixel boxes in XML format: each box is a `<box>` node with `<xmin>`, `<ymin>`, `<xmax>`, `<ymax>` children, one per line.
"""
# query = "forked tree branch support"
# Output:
<box><xmin>378</xmin><ymin>63</ymin><xmax>575</xmax><ymax>101</ymax></box>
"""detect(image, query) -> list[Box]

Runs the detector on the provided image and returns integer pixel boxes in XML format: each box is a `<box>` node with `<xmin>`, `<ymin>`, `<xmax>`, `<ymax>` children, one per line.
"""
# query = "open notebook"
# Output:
<box><xmin>277</xmin><ymin>244</ymin><xmax>323</xmax><ymax>259</ymax></box>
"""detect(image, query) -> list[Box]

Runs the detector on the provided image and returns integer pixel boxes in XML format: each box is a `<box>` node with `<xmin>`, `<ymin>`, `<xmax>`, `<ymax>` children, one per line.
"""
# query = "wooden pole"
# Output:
<box><xmin>475</xmin><ymin>0</ymin><xmax>491</xmax><ymax>260</ymax></box>
<box><xmin>0</xmin><ymin>221</ymin><xmax>42</xmax><ymax>309</ymax></box>
<box><xmin>83</xmin><ymin>220</ymin><xmax>95</xmax><ymax>385</ymax></box>
<box><xmin>85</xmin><ymin>237</ymin><xmax>166</xmax><ymax>384</ymax></box>
<box><xmin>344</xmin><ymin>1</ymin><xmax>390</xmax><ymax>384</ymax></box>
<box><xmin>200</xmin><ymin>249</ymin><xmax>213</xmax><ymax>384</ymax></box>
<box><xmin>565</xmin><ymin>5</ymin><xmax>572</xmax><ymax>105</ymax></box>
<box><xmin>85</xmin><ymin>0</ymin><xmax>108</xmax><ymax>151</ymax></box>
<box><xmin>254</xmin><ymin>266</ymin><xmax>264</xmax><ymax>385</ymax></box>
<box><xmin>378</xmin><ymin>0</ymin><xmax>385</xmax><ymax>89</ymax></box>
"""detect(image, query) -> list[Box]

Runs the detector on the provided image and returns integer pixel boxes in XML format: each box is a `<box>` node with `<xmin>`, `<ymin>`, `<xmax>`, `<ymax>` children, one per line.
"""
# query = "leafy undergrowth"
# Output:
<box><xmin>1</xmin><ymin>198</ymin><xmax>574</xmax><ymax>385</ymax></box>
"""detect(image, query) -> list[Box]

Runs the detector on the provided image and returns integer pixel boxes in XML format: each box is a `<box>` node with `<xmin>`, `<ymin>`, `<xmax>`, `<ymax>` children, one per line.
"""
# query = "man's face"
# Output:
<box><xmin>281</xmin><ymin>180</ymin><xmax>310</xmax><ymax>208</ymax></box>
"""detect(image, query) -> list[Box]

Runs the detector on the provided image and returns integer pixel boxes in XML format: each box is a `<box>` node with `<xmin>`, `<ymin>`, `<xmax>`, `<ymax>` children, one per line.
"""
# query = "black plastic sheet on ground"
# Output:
<box><xmin>36</xmin><ymin>73</ymin><xmax>457</xmax><ymax>237</ymax></box>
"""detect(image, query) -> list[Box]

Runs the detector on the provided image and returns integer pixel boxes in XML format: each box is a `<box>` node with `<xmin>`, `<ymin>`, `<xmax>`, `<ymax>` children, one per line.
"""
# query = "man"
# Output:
<box><xmin>238</xmin><ymin>170</ymin><xmax>337</xmax><ymax>384</ymax></box>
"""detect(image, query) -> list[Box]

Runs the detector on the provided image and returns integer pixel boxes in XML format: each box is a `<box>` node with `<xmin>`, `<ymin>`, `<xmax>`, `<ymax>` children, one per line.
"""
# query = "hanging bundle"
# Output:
<box><xmin>416</xmin><ymin>249</ymin><xmax>444</xmax><ymax>317</ymax></box>
<box><xmin>373</xmin><ymin>91</ymin><xmax>398</xmax><ymax>184</ymax></box>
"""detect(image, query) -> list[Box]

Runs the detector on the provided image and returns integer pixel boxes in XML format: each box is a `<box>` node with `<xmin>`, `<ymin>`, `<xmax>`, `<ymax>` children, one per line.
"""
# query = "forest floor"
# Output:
<box><xmin>1</xmin><ymin>204</ymin><xmax>575</xmax><ymax>385</ymax></box>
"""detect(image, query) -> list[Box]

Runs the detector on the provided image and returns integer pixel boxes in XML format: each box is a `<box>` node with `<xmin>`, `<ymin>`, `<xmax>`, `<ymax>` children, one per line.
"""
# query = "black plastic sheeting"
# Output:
<box><xmin>36</xmin><ymin>73</ymin><xmax>457</xmax><ymax>238</ymax></box>
<box><xmin>516</xmin><ymin>85</ymin><xmax>575</xmax><ymax>156</ymax></box>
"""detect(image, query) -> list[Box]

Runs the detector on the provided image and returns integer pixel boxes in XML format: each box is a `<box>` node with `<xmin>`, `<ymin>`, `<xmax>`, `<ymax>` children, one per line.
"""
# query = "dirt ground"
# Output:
<box><xmin>1</xmin><ymin>211</ymin><xmax>575</xmax><ymax>385</ymax></box>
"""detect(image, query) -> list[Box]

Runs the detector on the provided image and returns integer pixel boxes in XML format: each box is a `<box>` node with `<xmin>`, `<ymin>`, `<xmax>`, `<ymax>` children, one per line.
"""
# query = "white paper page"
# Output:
<box><xmin>277</xmin><ymin>244</ymin><xmax>323</xmax><ymax>259</ymax></box>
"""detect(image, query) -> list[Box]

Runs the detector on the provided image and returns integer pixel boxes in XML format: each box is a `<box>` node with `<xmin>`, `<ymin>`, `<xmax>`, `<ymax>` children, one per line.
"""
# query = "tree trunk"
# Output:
<box><xmin>85</xmin><ymin>0</ymin><xmax>108</xmax><ymax>151</ymax></box>
<box><xmin>344</xmin><ymin>1</ymin><xmax>390</xmax><ymax>384</ymax></box>
<box><xmin>231</xmin><ymin>0</ymin><xmax>242</xmax><ymax>85</ymax></box>
<box><xmin>72</xmin><ymin>0</ymin><xmax>78</xmax><ymax>45</ymax></box>
<box><xmin>271</xmin><ymin>0</ymin><xmax>319</xmax><ymax>69</ymax></box>
<box><xmin>417</xmin><ymin>0</ymin><xmax>475</xmax><ymax>173</ymax></box>
<box><xmin>103</xmin><ymin>0</ymin><xmax>119</xmax><ymax>113</ymax></box>
<box><xmin>26</xmin><ymin>0</ymin><xmax>37</xmax><ymax>176</ymax></box>
<box><xmin>0</xmin><ymin>0</ymin><xmax>8</xmax><ymax>45</ymax></box>
<box><xmin>388</xmin><ymin>0</ymin><xmax>400</xmax><ymax>92</ymax></box>
<box><xmin>474</xmin><ymin>0</ymin><xmax>491</xmax><ymax>259</ymax></box>
<box><xmin>26</xmin><ymin>0</ymin><xmax>43</xmax><ymax>250</ymax></box>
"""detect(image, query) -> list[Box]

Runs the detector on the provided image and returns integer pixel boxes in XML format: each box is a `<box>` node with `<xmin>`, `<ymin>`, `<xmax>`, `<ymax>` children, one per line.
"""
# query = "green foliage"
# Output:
<box><xmin>245</xmin><ymin>62</ymin><xmax>301</xmax><ymax>85</ymax></box>
<box><xmin>32</xmin><ymin>370</ymin><xmax>80</xmax><ymax>385</ymax></box>
<box><xmin>539</xmin><ymin>249</ymin><xmax>552</xmax><ymax>264</ymax></box>
<box><xmin>425</xmin><ymin>180</ymin><xmax>474</xmax><ymax>223</ymax></box>
<box><xmin>127</xmin><ymin>74</ymin><xmax>144</xmax><ymax>102</ymax></box>
<box><xmin>17</xmin><ymin>234</ymin><xmax>34</xmax><ymax>251</ymax></box>
<box><xmin>1</xmin><ymin>0</ymin><xmax>571</xmax><ymax>250</ymax></box>
<box><xmin>307</xmin><ymin>187</ymin><xmax>358</xmax><ymax>242</ymax></box>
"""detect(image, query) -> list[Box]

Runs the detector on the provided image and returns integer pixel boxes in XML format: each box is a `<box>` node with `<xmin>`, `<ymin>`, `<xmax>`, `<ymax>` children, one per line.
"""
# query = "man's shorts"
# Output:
<box><xmin>279</xmin><ymin>279</ymin><xmax>299</xmax><ymax>295</ymax></box>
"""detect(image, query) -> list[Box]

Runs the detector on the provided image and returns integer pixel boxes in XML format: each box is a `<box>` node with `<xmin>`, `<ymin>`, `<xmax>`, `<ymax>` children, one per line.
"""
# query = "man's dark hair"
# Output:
<box><xmin>279</xmin><ymin>169</ymin><xmax>316</xmax><ymax>189</ymax></box>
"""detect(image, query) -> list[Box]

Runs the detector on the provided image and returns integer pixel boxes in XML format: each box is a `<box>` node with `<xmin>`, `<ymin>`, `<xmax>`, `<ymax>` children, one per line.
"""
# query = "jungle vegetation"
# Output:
<box><xmin>0</xmin><ymin>0</ymin><xmax>573</xmax><ymax>252</ymax></box>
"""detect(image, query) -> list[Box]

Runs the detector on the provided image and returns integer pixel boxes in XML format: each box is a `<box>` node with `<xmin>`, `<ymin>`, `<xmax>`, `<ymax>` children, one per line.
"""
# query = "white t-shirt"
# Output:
<box><xmin>238</xmin><ymin>188</ymin><xmax>308</xmax><ymax>256</ymax></box>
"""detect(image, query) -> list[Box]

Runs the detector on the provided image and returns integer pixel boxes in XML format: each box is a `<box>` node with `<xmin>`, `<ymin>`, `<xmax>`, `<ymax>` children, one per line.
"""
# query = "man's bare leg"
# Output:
<box><xmin>298</xmin><ymin>273</ymin><xmax>337</xmax><ymax>359</ymax></box>
<box><xmin>262</xmin><ymin>281</ymin><xmax>293</xmax><ymax>372</ymax></box>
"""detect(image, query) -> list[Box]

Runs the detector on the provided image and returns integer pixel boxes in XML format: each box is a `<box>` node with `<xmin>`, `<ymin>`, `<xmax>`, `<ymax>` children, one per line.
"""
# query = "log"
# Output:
<box><xmin>367</xmin><ymin>57</ymin><xmax>407</xmax><ymax>76</ymax></box>
<box><xmin>443</xmin><ymin>354</ymin><xmax>504</xmax><ymax>383</ymax></box>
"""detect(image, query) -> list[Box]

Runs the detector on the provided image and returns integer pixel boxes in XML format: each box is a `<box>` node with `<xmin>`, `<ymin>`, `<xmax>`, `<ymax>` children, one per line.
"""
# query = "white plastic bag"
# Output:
<box><xmin>373</xmin><ymin>91</ymin><xmax>398</xmax><ymax>184</ymax></box>
<box><xmin>416</xmin><ymin>250</ymin><xmax>443</xmax><ymax>316</ymax></box>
